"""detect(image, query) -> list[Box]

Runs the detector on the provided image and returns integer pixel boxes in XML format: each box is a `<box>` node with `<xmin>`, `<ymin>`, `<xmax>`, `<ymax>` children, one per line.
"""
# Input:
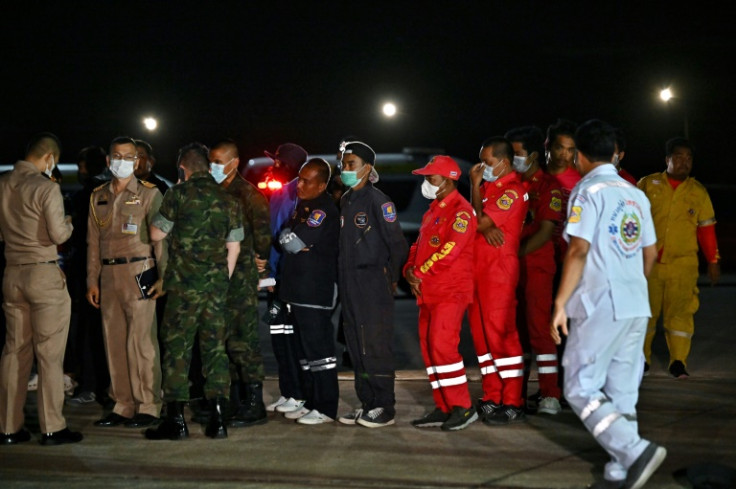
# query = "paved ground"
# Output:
<box><xmin>1</xmin><ymin>282</ymin><xmax>735</xmax><ymax>488</ymax></box>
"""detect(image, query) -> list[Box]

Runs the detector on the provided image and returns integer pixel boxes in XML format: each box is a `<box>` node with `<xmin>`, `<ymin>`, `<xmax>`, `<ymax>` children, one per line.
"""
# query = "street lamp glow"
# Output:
<box><xmin>143</xmin><ymin>117</ymin><xmax>158</xmax><ymax>131</ymax></box>
<box><xmin>382</xmin><ymin>102</ymin><xmax>397</xmax><ymax>117</ymax></box>
<box><xmin>659</xmin><ymin>88</ymin><xmax>673</xmax><ymax>102</ymax></box>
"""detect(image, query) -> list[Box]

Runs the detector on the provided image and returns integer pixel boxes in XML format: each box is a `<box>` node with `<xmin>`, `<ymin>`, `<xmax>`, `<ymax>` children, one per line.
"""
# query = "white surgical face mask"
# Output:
<box><xmin>512</xmin><ymin>155</ymin><xmax>532</xmax><ymax>173</ymax></box>
<box><xmin>421</xmin><ymin>179</ymin><xmax>442</xmax><ymax>200</ymax></box>
<box><xmin>44</xmin><ymin>154</ymin><xmax>56</xmax><ymax>178</ymax></box>
<box><xmin>110</xmin><ymin>158</ymin><xmax>135</xmax><ymax>179</ymax></box>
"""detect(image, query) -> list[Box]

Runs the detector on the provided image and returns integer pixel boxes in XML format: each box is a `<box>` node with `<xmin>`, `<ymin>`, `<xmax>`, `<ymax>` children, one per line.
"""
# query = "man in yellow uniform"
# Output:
<box><xmin>638</xmin><ymin>137</ymin><xmax>720</xmax><ymax>378</ymax></box>
<box><xmin>87</xmin><ymin>136</ymin><xmax>166</xmax><ymax>427</ymax></box>
<box><xmin>0</xmin><ymin>133</ymin><xmax>83</xmax><ymax>445</ymax></box>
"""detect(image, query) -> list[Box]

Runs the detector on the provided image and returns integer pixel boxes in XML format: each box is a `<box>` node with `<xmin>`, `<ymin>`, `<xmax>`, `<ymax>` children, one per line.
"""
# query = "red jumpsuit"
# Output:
<box><xmin>550</xmin><ymin>167</ymin><xmax>581</xmax><ymax>264</ymax></box>
<box><xmin>404</xmin><ymin>190</ymin><xmax>476</xmax><ymax>413</ymax></box>
<box><xmin>468</xmin><ymin>172</ymin><xmax>528</xmax><ymax>407</ymax></box>
<box><xmin>518</xmin><ymin>169</ymin><xmax>562</xmax><ymax>399</ymax></box>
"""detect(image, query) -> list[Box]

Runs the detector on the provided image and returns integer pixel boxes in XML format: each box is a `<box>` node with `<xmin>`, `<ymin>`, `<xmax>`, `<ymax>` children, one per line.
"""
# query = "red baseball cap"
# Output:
<box><xmin>411</xmin><ymin>155</ymin><xmax>461</xmax><ymax>180</ymax></box>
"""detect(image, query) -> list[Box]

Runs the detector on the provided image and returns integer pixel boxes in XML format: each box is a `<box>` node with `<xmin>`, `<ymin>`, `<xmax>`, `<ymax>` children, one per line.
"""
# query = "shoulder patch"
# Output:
<box><xmin>568</xmin><ymin>205</ymin><xmax>582</xmax><ymax>223</ymax></box>
<box><xmin>550</xmin><ymin>196</ymin><xmax>562</xmax><ymax>212</ymax></box>
<box><xmin>381</xmin><ymin>202</ymin><xmax>397</xmax><ymax>222</ymax></box>
<box><xmin>139</xmin><ymin>179</ymin><xmax>157</xmax><ymax>189</ymax></box>
<box><xmin>307</xmin><ymin>209</ymin><xmax>326</xmax><ymax>227</ymax></box>
<box><xmin>496</xmin><ymin>190</ymin><xmax>519</xmax><ymax>210</ymax></box>
<box><xmin>452</xmin><ymin>214</ymin><xmax>469</xmax><ymax>233</ymax></box>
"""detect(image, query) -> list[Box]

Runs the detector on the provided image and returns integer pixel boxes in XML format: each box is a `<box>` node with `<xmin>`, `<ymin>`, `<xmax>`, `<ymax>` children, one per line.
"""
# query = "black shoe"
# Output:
<box><xmin>669</xmin><ymin>360</ymin><xmax>689</xmax><ymax>379</ymax></box>
<box><xmin>145</xmin><ymin>402</ymin><xmax>188</xmax><ymax>440</ymax></box>
<box><xmin>625</xmin><ymin>442</ymin><xmax>667</xmax><ymax>489</ymax></box>
<box><xmin>228</xmin><ymin>382</ymin><xmax>267</xmax><ymax>428</ymax></box>
<box><xmin>476</xmin><ymin>399</ymin><xmax>501</xmax><ymax>421</ymax></box>
<box><xmin>482</xmin><ymin>405</ymin><xmax>526</xmax><ymax>426</ymax></box>
<box><xmin>94</xmin><ymin>412</ymin><xmax>131</xmax><ymax>427</ymax></box>
<box><xmin>411</xmin><ymin>408</ymin><xmax>449</xmax><ymax>428</ymax></box>
<box><xmin>441</xmin><ymin>406</ymin><xmax>478</xmax><ymax>431</ymax></box>
<box><xmin>124</xmin><ymin>413</ymin><xmax>160</xmax><ymax>428</ymax></box>
<box><xmin>1</xmin><ymin>429</ymin><xmax>31</xmax><ymax>445</ymax></box>
<box><xmin>205</xmin><ymin>397</ymin><xmax>228</xmax><ymax>439</ymax></box>
<box><xmin>40</xmin><ymin>428</ymin><xmax>83</xmax><ymax>445</ymax></box>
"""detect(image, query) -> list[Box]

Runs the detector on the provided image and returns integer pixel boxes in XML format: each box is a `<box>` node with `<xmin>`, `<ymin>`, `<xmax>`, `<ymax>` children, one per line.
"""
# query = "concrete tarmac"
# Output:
<box><xmin>1</xmin><ymin>283</ymin><xmax>735</xmax><ymax>488</ymax></box>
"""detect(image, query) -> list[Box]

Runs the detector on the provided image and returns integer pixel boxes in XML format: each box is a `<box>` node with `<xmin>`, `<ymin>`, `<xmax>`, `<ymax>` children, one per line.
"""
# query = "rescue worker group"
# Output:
<box><xmin>1</xmin><ymin>117</ymin><xmax>721</xmax><ymax>487</ymax></box>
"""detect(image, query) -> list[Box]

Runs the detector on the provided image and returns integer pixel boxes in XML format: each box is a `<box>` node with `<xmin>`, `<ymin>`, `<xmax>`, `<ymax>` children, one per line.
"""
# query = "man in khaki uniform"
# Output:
<box><xmin>86</xmin><ymin>136</ymin><xmax>166</xmax><ymax>428</ymax></box>
<box><xmin>0</xmin><ymin>133</ymin><xmax>83</xmax><ymax>445</ymax></box>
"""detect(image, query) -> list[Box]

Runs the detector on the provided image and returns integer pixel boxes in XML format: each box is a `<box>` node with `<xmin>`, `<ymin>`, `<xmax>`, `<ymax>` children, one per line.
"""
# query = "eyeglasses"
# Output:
<box><xmin>111</xmin><ymin>154</ymin><xmax>138</xmax><ymax>162</ymax></box>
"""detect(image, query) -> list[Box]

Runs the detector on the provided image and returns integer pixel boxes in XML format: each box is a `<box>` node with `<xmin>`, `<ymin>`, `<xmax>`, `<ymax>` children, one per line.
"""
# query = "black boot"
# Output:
<box><xmin>229</xmin><ymin>382</ymin><xmax>268</xmax><ymax>428</ymax></box>
<box><xmin>205</xmin><ymin>397</ymin><xmax>228</xmax><ymax>439</ymax></box>
<box><xmin>190</xmin><ymin>397</ymin><xmax>210</xmax><ymax>424</ymax></box>
<box><xmin>145</xmin><ymin>401</ymin><xmax>188</xmax><ymax>440</ymax></box>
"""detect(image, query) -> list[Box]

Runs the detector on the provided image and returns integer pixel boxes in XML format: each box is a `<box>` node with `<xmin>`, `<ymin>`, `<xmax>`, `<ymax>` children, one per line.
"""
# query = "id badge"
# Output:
<box><xmin>122</xmin><ymin>215</ymin><xmax>138</xmax><ymax>235</ymax></box>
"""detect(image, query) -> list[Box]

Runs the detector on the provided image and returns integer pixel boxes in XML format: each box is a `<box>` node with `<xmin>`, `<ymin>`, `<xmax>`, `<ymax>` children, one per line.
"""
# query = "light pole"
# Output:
<box><xmin>659</xmin><ymin>87</ymin><xmax>689</xmax><ymax>139</ymax></box>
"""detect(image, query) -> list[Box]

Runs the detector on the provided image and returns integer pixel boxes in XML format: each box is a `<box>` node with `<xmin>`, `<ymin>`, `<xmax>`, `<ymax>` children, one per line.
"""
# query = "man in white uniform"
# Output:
<box><xmin>551</xmin><ymin>120</ymin><xmax>666</xmax><ymax>489</ymax></box>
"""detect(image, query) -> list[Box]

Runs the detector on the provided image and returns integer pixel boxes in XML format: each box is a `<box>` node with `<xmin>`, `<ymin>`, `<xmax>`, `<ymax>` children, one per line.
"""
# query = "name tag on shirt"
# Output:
<box><xmin>122</xmin><ymin>222</ymin><xmax>138</xmax><ymax>235</ymax></box>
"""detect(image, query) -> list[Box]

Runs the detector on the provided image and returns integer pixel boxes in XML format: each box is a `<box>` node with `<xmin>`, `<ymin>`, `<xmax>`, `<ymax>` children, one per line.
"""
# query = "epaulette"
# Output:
<box><xmin>92</xmin><ymin>182</ymin><xmax>109</xmax><ymax>192</ymax></box>
<box><xmin>139</xmin><ymin>179</ymin><xmax>157</xmax><ymax>189</ymax></box>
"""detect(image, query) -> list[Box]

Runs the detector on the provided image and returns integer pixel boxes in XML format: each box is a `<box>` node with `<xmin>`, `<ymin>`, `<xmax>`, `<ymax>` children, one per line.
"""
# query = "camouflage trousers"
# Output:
<box><xmin>226</xmin><ymin>264</ymin><xmax>265</xmax><ymax>383</ymax></box>
<box><xmin>160</xmin><ymin>285</ymin><xmax>230</xmax><ymax>401</ymax></box>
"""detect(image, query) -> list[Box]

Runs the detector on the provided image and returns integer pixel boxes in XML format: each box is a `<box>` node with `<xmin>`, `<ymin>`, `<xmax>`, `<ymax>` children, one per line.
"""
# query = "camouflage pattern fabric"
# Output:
<box><xmin>153</xmin><ymin>171</ymin><xmax>243</xmax><ymax>401</ymax></box>
<box><xmin>223</xmin><ymin>175</ymin><xmax>270</xmax><ymax>383</ymax></box>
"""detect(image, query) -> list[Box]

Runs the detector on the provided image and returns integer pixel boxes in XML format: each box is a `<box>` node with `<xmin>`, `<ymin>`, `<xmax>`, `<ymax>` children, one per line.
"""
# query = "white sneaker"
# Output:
<box><xmin>296</xmin><ymin>409</ymin><xmax>334</xmax><ymax>425</ymax></box>
<box><xmin>338</xmin><ymin>408</ymin><xmax>363</xmax><ymax>425</ymax></box>
<box><xmin>27</xmin><ymin>374</ymin><xmax>38</xmax><ymax>391</ymax></box>
<box><xmin>266</xmin><ymin>396</ymin><xmax>288</xmax><ymax>412</ymax></box>
<box><xmin>284</xmin><ymin>406</ymin><xmax>310</xmax><ymax>420</ymax></box>
<box><xmin>537</xmin><ymin>397</ymin><xmax>561</xmax><ymax>415</ymax></box>
<box><xmin>276</xmin><ymin>398</ymin><xmax>306</xmax><ymax>413</ymax></box>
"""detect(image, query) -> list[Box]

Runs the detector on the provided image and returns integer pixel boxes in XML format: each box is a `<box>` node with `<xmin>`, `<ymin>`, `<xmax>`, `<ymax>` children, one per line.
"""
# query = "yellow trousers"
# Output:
<box><xmin>644</xmin><ymin>262</ymin><xmax>699</xmax><ymax>367</ymax></box>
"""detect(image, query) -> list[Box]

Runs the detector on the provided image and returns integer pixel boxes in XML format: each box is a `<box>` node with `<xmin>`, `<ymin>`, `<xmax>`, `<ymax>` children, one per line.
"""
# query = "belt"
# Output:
<box><xmin>102</xmin><ymin>256</ymin><xmax>152</xmax><ymax>265</ymax></box>
<box><xmin>13</xmin><ymin>260</ymin><xmax>58</xmax><ymax>267</ymax></box>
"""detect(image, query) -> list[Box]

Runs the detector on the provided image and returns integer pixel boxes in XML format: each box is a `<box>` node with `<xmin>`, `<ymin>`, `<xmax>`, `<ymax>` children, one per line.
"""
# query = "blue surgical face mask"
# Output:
<box><xmin>209</xmin><ymin>158</ymin><xmax>235</xmax><ymax>184</ymax></box>
<box><xmin>482</xmin><ymin>162</ymin><xmax>500</xmax><ymax>182</ymax></box>
<box><xmin>512</xmin><ymin>155</ymin><xmax>532</xmax><ymax>173</ymax></box>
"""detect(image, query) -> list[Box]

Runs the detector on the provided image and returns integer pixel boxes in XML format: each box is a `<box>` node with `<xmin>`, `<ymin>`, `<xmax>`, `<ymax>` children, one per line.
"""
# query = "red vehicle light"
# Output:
<box><xmin>257</xmin><ymin>177</ymin><xmax>283</xmax><ymax>193</ymax></box>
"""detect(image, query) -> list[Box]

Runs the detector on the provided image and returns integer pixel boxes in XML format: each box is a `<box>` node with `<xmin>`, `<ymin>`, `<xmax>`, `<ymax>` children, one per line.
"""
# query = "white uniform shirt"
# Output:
<box><xmin>563</xmin><ymin>164</ymin><xmax>656</xmax><ymax>320</ymax></box>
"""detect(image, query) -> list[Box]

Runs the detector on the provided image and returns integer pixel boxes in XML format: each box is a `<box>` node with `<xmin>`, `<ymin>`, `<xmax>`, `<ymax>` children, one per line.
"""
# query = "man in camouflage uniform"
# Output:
<box><xmin>145</xmin><ymin>142</ymin><xmax>243</xmax><ymax>441</ymax></box>
<box><xmin>209</xmin><ymin>140</ymin><xmax>271</xmax><ymax>427</ymax></box>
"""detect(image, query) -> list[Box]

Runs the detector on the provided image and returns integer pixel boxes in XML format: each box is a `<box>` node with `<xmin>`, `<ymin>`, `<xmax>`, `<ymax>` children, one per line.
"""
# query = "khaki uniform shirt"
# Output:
<box><xmin>87</xmin><ymin>177</ymin><xmax>166</xmax><ymax>288</ymax></box>
<box><xmin>0</xmin><ymin>160</ymin><xmax>72</xmax><ymax>264</ymax></box>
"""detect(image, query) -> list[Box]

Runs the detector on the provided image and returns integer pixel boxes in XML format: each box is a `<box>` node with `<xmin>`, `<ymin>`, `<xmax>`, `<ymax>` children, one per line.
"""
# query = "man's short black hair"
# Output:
<box><xmin>26</xmin><ymin>132</ymin><xmax>61</xmax><ymax>159</ymax></box>
<box><xmin>302</xmin><ymin>158</ymin><xmax>331</xmax><ymax>184</ymax></box>
<box><xmin>109</xmin><ymin>136</ymin><xmax>137</xmax><ymax>155</ymax></box>
<box><xmin>505</xmin><ymin>126</ymin><xmax>545</xmax><ymax>159</ymax></box>
<box><xmin>574</xmin><ymin>119</ymin><xmax>617</xmax><ymax>163</ymax></box>
<box><xmin>178</xmin><ymin>142</ymin><xmax>210</xmax><ymax>172</ymax></box>
<box><xmin>78</xmin><ymin>146</ymin><xmax>107</xmax><ymax>176</ymax></box>
<box><xmin>545</xmin><ymin>119</ymin><xmax>577</xmax><ymax>149</ymax></box>
<box><xmin>614</xmin><ymin>128</ymin><xmax>627</xmax><ymax>153</ymax></box>
<box><xmin>135</xmin><ymin>139</ymin><xmax>155</xmax><ymax>160</ymax></box>
<box><xmin>480</xmin><ymin>136</ymin><xmax>514</xmax><ymax>162</ymax></box>
<box><xmin>665</xmin><ymin>137</ymin><xmax>694</xmax><ymax>157</ymax></box>
<box><xmin>211</xmin><ymin>138</ymin><xmax>239</xmax><ymax>157</ymax></box>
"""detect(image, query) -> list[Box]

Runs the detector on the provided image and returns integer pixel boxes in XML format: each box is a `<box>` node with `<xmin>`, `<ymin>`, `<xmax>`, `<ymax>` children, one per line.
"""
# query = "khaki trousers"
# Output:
<box><xmin>0</xmin><ymin>263</ymin><xmax>71</xmax><ymax>433</ymax></box>
<box><xmin>100</xmin><ymin>261</ymin><xmax>161</xmax><ymax>418</ymax></box>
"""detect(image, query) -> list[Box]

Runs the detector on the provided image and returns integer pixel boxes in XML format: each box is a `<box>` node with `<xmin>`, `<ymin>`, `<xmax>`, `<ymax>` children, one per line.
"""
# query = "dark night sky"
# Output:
<box><xmin>2</xmin><ymin>2</ymin><xmax>735</xmax><ymax>184</ymax></box>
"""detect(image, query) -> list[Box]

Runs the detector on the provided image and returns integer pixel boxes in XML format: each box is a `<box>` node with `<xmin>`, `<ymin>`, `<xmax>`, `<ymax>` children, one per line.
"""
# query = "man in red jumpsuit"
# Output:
<box><xmin>468</xmin><ymin>137</ymin><xmax>529</xmax><ymax>425</ymax></box>
<box><xmin>545</xmin><ymin>119</ymin><xmax>580</xmax><ymax>264</ymax></box>
<box><xmin>506</xmin><ymin>126</ymin><xmax>563</xmax><ymax>416</ymax></box>
<box><xmin>404</xmin><ymin>156</ymin><xmax>478</xmax><ymax>431</ymax></box>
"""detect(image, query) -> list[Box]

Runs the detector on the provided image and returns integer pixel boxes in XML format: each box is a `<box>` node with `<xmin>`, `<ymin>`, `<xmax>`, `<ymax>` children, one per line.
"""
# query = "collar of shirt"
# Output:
<box><xmin>430</xmin><ymin>188</ymin><xmax>460</xmax><ymax>210</ymax></box>
<box><xmin>580</xmin><ymin>163</ymin><xmax>617</xmax><ymax>182</ymax></box>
